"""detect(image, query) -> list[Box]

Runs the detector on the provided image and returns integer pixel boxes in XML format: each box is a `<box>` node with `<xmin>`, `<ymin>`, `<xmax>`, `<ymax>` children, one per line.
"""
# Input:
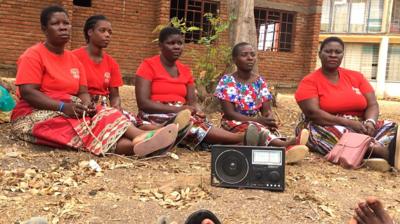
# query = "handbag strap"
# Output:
<box><xmin>355</xmin><ymin>139</ymin><xmax>375</xmax><ymax>169</ymax></box>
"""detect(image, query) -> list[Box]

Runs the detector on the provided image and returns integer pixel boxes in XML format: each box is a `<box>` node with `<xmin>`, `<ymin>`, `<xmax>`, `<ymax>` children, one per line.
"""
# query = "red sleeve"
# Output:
<box><xmin>15</xmin><ymin>49</ymin><xmax>43</xmax><ymax>85</ymax></box>
<box><xmin>187</xmin><ymin>69</ymin><xmax>195</xmax><ymax>85</ymax></box>
<box><xmin>109</xmin><ymin>57</ymin><xmax>123</xmax><ymax>87</ymax></box>
<box><xmin>136</xmin><ymin>60</ymin><xmax>154</xmax><ymax>81</ymax></box>
<box><xmin>357</xmin><ymin>72</ymin><xmax>374</xmax><ymax>94</ymax></box>
<box><xmin>295</xmin><ymin>76</ymin><xmax>318</xmax><ymax>102</ymax></box>
<box><xmin>178</xmin><ymin>62</ymin><xmax>195</xmax><ymax>84</ymax></box>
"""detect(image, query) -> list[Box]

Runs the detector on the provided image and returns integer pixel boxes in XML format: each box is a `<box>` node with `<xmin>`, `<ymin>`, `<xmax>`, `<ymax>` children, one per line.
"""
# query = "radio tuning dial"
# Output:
<box><xmin>269</xmin><ymin>171</ymin><xmax>280</xmax><ymax>182</ymax></box>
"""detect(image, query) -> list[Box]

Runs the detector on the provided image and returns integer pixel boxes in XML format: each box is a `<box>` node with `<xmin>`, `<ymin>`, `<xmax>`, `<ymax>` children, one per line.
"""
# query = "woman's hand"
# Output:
<box><xmin>346</xmin><ymin>120</ymin><xmax>367</xmax><ymax>134</ymax></box>
<box><xmin>364</xmin><ymin>122</ymin><xmax>376</xmax><ymax>136</ymax></box>
<box><xmin>257</xmin><ymin>116</ymin><xmax>278</xmax><ymax>130</ymax></box>
<box><xmin>86</xmin><ymin>103</ymin><xmax>97</xmax><ymax>117</ymax></box>
<box><xmin>62</xmin><ymin>103</ymin><xmax>89</xmax><ymax>118</ymax></box>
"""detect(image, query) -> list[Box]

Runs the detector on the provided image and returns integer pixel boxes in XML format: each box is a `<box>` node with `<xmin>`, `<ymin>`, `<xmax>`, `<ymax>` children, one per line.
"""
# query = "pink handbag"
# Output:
<box><xmin>325</xmin><ymin>132</ymin><xmax>373</xmax><ymax>169</ymax></box>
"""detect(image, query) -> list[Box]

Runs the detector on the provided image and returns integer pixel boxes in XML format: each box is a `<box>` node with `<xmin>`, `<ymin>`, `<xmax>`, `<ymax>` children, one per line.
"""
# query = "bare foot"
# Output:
<box><xmin>352</xmin><ymin>197</ymin><xmax>394</xmax><ymax>224</ymax></box>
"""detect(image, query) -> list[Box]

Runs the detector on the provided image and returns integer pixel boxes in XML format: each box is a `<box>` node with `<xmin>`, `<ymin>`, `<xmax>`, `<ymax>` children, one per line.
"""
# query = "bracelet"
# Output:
<box><xmin>364</xmin><ymin>118</ymin><xmax>376</xmax><ymax>127</ymax></box>
<box><xmin>58</xmin><ymin>102</ymin><xmax>65</xmax><ymax>112</ymax></box>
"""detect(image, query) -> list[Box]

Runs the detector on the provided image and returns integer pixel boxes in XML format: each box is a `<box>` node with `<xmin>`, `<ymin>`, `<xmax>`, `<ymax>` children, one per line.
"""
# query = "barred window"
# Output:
<box><xmin>254</xmin><ymin>8</ymin><xmax>295</xmax><ymax>52</ymax></box>
<box><xmin>386</xmin><ymin>44</ymin><xmax>400</xmax><ymax>81</ymax></box>
<box><xmin>170</xmin><ymin>0</ymin><xmax>219</xmax><ymax>43</ymax></box>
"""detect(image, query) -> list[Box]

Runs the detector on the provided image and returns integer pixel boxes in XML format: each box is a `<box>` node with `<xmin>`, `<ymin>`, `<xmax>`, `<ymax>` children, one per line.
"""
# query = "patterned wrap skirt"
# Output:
<box><xmin>138</xmin><ymin>103</ymin><xmax>212</xmax><ymax>150</ymax></box>
<box><xmin>220</xmin><ymin>117</ymin><xmax>283</xmax><ymax>146</ymax></box>
<box><xmin>11</xmin><ymin>97</ymin><xmax>130</xmax><ymax>156</ymax></box>
<box><xmin>295</xmin><ymin>114</ymin><xmax>398</xmax><ymax>155</ymax></box>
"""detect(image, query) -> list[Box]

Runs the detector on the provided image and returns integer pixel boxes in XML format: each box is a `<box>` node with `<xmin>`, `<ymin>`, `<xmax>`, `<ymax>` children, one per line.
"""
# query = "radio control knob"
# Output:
<box><xmin>269</xmin><ymin>171</ymin><xmax>280</xmax><ymax>182</ymax></box>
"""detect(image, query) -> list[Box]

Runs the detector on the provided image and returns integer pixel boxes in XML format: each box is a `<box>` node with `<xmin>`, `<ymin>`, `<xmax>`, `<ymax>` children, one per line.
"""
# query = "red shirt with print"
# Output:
<box><xmin>295</xmin><ymin>67</ymin><xmax>374</xmax><ymax>117</ymax></box>
<box><xmin>136</xmin><ymin>55</ymin><xmax>195</xmax><ymax>103</ymax></box>
<box><xmin>73</xmin><ymin>47</ymin><xmax>123</xmax><ymax>96</ymax></box>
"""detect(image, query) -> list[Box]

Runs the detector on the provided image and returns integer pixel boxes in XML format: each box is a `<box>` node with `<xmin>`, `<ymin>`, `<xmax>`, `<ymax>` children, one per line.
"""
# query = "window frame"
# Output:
<box><xmin>254</xmin><ymin>7</ymin><xmax>296</xmax><ymax>52</ymax></box>
<box><xmin>169</xmin><ymin>0</ymin><xmax>220</xmax><ymax>43</ymax></box>
<box><xmin>321</xmin><ymin>0</ymin><xmax>384</xmax><ymax>33</ymax></box>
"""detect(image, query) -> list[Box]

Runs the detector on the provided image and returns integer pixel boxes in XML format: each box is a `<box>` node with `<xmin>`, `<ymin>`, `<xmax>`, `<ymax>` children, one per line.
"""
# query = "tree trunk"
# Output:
<box><xmin>228</xmin><ymin>0</ymin><xmax>258</xmax><ymax>73</ymax></box>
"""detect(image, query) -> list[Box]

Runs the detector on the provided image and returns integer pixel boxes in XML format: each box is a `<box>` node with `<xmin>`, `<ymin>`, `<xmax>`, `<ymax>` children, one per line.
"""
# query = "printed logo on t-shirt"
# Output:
<box><xmin>70</xmin><ymin>68</ymin><xmax>80</xmax><ymax>79</ymax></box>
<box><xmin>352</xmin><ymin>87</ymin><xmax>361</xmax><ymax>95</ymax></box>
<box><xmin>104</xmin><ymin>72</ymin><xmax>111</xmax><ymax>84</ymax></box>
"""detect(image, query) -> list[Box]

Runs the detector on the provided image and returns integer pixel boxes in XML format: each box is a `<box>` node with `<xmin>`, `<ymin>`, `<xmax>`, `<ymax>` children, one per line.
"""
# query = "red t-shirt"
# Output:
<box><xmin>72</xmin><ymin>47</ymin><xmax>123</xmax><ymax>96</ymax></box>
<box><xmin>136</xmin><ymin>55</ymin><xmax>195</xmax><ymax>103</ymax></box>
<box><xmin>16</xmin><ymin>43</ymin><xmax>87</xmax><ymax>97</ymax></box>
<box><xmin>12</xmin><ymin>43</ymin><xmax>87</xmax><ymax>119</ymax></box>
<box><xmin>295</xmin><ymin>67</ymin><xmax>374</xmax><ymax>116</ymax></box>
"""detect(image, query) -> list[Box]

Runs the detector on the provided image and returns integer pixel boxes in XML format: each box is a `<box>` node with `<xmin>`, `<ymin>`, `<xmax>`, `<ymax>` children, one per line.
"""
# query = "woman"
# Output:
<box><xmin>214</xmin><ymin>42</ymin><xmax>309</xmax><ymax>163</ymax></box>
<box><xmin>295</xmin><ymin>36</ymin><xmax>399</xmax><ymax>171</ymax></box>
<box><xmin>135</xmin><ymin>27</ymin><xmax>261</xmax><ymax>150</ymax></box>
<box><xmin>11</xmin><ymin>5</ymin><xmax>178</xmax><ymax>157</ymax></box>
<box><xmin>72</xmin><ymin>15</ymin><xmax>163</xmax><ymax>130</ymax></box>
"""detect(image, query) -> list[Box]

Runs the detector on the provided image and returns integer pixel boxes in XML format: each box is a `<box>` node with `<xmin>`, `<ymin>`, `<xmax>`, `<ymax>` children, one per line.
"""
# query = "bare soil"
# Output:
<box><xmin>0</xmin><ymin>85</ymin><xmax>399</xmax><ymax>224</ymax></box>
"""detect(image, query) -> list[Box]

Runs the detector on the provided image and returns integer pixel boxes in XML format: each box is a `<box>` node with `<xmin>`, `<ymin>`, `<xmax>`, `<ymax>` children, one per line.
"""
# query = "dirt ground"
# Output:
<box><xmin>0</xmin><ymin>85</ymin><xmax>399</xmax><ymax>224</ymax></box>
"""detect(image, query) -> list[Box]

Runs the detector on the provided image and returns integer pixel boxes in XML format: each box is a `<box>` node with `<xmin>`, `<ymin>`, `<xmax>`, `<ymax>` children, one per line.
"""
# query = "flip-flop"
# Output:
<box><xmin>175</xmin><ymin>122</ymin><xmax>193</xmax><ymax>146</ymax></box>
<box><xmin>165</xmin><ymin>109</ymin><xmax>192</xmax><ymax>132</ymax></box>
<box><xmin>297</xmin><ymin>129</ymin><xmax>310</xmax><ymax>145</ymax></box>
<box><xmin>286</xmin><ymin>145</ymin><xmax>309</xmax><ymax>164</ymax></box>
<box><xmin>132</xmin><ymin>124</ymin><xmax>178</xmax><ymax>157</ymax></box>
<box><xmin>257</xmin><ymin>130</ymin><xmax>268</xmax><ymax>146</ymax></box>
<box><xmin>364</xmin><ymin>158</ymin><xmax>391</xmax><ymax>172</ymax></box>
<box><xmin>244</xmin><ymin>124</ymin><xmax>259</xmax><ymax>146</ymax></box>
<box><xmin>184</xmin><ymin>209</ymin><xmax>221</xmax><ymax>224</ymax></box>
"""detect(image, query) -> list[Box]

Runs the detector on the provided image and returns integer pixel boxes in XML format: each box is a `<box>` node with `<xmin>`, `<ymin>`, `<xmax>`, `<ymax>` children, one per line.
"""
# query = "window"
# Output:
<box><xmin>316</xmin><ymin>43</ymin><xmax>379</xmax><ymax>80</ymax></box>
<box><xmin>386</xmin><ymin>44</ymin><xmax>400</xmax><ymax>81</ymax></box>
<box><xmin>254</xmin><ymin>8</ymin><xmax>295</xmax><ymax>52</ymax></box>
<box><xmin>170</xmin><ymin>0</ymin><xmax>219</xmax><ymax>43</ymax></box>
<box><xmin>390</xmin><ymin>0</ymin><xmax>400</xmax><ymax>33</ymax></box>
<box><xmin>73</xmin><ymin>0</ymin><xmax>91</xmax><ymax>7</ymax></box>
<box><xmin>321</xmin><ymin>0</ymin><xmax>384</xmax><ymax>33</ymax></box>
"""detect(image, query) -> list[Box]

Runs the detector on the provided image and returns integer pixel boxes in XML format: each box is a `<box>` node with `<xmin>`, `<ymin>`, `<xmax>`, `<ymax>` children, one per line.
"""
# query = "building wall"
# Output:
<box><xmin>0</xmin><ymin>0</ymin><xmax>322</xmax><ymax>86</ymax></box>
<box><xmin>318</xmin><ymin>0</ymin><xmax>400</xmax><ymax>97</ymax></box>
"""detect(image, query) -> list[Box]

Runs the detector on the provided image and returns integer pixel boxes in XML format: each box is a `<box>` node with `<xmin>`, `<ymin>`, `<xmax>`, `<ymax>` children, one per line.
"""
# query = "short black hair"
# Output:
<box><xmin>232</xmin><ymin>42</ymin><xmax>252</xmax><ymax>58</ymax></box>
<box><xmin>40</xmin><ymin>5</ymin><xmax>67</xmax><ymax>29</ymax></box>
<box><xmin>320</xmin><ymin>36</ymin><xmax>345</xmax><ymax>51</ymax></box>
<box><xmin>84</xmin><ymin>15</ymin><xmax>108</xmax><ymax>43</ymax></box>
<box><xmin>159</xmin><ymin>27</ymin><xmax>181</xmax><ymax>43</ymax></box>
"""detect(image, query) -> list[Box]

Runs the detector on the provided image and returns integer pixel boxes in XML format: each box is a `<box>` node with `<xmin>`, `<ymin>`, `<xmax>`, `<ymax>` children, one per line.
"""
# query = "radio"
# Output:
<box><xmin>211</xmin><ymin>145</ymin><xmax>285</xmax><ymax>191</ymax></box>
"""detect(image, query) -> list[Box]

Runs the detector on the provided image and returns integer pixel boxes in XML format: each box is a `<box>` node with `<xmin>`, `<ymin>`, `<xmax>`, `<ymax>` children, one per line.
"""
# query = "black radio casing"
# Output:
<box><xmin>211</xmin><ymin>145</ymin><xmax>285</xmax><ymax>192</ymax></box>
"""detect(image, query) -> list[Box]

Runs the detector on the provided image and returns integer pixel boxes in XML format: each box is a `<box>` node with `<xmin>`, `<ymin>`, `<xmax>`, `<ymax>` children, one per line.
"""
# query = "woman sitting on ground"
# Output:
<box><xmin>135</xmin><ymin>27</ymin><xmax>261</xmax><ymax>150</ymax></box>
<box><xmin>295</xmin><ymin>36</ymin><xmax>399</xmax><ymax>171</ymax></box>
<box><xmin>214</xmin><ymin>42</ymin><xmax>309</xmax><ymax>163</ymax></box>
<box><xmin>11</xmin><ymin>5</ymin><xmax>178</xmax><ymax>157</ymax></box>
<box><xmin>72</xmin><ymin>15</ymin><xmax>160</xmax><ymax>130</ymax></box>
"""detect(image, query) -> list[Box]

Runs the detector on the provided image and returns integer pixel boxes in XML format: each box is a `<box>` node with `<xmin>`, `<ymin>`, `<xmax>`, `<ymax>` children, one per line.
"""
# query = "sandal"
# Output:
<box><xmin>297</xmin><ymin>129</ymin><xmax>310</xmax><ymax>145</ymax></box>
<box><xmin>286</xmin><ymin>145</ymin><xmax>309</xmax><ymax>164</ymax></box>
<box><xmin>244</xmin><ymin>124</ymin><xmax>259</xmax><ymax>146</ymax></box>
<box><xmin>166</xmin><ymin>109</ymin><xmax>192</xmax><ymax>132</ymax></box>
<box><xmin>132</xmin><ymin>124</ymin><xmax>178</xmax><ymax>157</ymax></box>
<box><xmin>184</xmin><ymin>209</ymin><xmax>221</xmax><ymax>224</ymax></box>
<box><xmin>364</xmin><ymin>158</ymin><xmax>391</xmax><ymax>172</ymax></box>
